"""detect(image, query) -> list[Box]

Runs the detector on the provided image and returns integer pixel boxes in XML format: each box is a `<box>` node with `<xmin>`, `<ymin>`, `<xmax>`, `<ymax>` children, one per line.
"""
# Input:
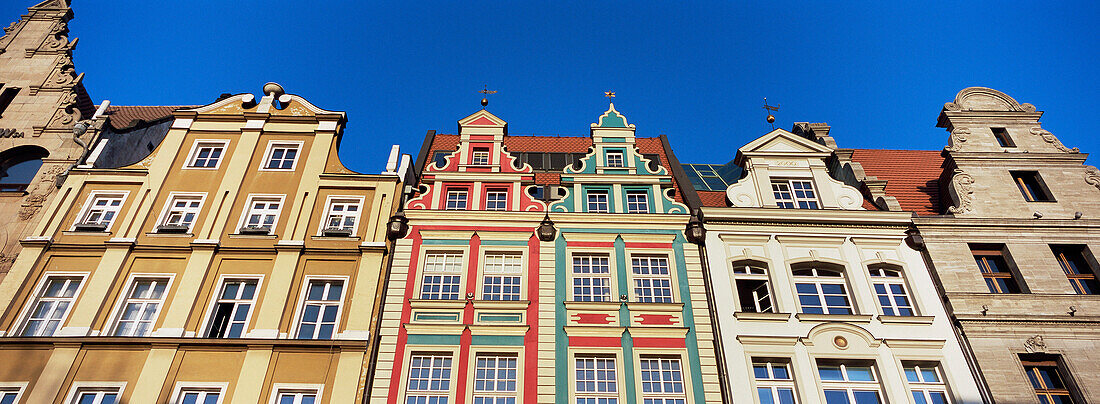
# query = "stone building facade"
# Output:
<box><xmin>0</xmin><ymin>83</ymin><xmax>409</xmax><ymax>403</ymax></box>
<box><xmin>0</xmin><ymin>0</ymin><xmax>97</xmax><ymax>284</ymax></box>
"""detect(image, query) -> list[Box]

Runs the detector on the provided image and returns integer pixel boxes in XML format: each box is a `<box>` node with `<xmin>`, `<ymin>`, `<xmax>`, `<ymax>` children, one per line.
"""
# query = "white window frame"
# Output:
<box><xmin>170</xmin><ymin>382</ymin><xmax>227</xmax><ymax>404</ymax></box>
<box><xmin>62</xmin><ymin>382</ymin><xmax>126</xmax><ymax>404</ymax></box>
<box><xmin>72</xmin><ymin>191</ymin><xmax>129</xmax><ymax>231</ymax></box>
<box><xmin>183</xmin><ymin>140</ymin><xmax>229</xmax><ymax>169</ymax></box>
<box><xmin>793</xmin><ymin>265</ymin><xmax>854</xmax><ymax>315</ymax></box>
<box><xmin>586</xmin><ymin>191</ymin><xmax>609</xmax><ymax>213</ymax></box>
<box><xmin>107</xmin><ymin>275</ymin><xmax>173</xmax><ymax>337</ymax></box>
<box><xmin>753</xmin><ymin>360</ymin><xmax>798</xmax><ymax>404</ymax></box>
<box><xmin>574</xmin><ymin>355</ymin><xmax>619</xmax><ymax>404</ymax></box>
<box><xmin>638</xmin><ymin>356</ymin><xmax>688</xmax><ymax>404</ymax></box>
<box><xmin>485</xmin><ymin>189</ymin><xmax>508</xmax><ymax>211</ymax></box>
<box><xmin>818</xmin><ymin>363</ymin><xmax>884</xmax><ymax>404</ymax></box>
<box><xmin>405</xmin><ymin>353</ymin><xmax>454</xmax><ymax>404</ymax></box>
<box><xmin>445</xmin><ymin>189</ymin><xmax>469</xmax><ymax>210</ymax></box>
<box><xmin>266</xmin><ymin>383</ymin><xmax>323</xmax><ymax>404</ymax></box>
<box><xmin>631</xmin><ymin>255</ymin><xmax>674</xmax><ymax>303</ymax></box>
<box><xmin>16</xmin><ymin>272</ymin><xmax>87</xmax><ymax>337</ymax></box>
<box><xmin>772</xmin><ymin>179</ymin><xmax>820</xmax><ymax>209</ymax></box>
<box><xmin>869</xmin><ymin>266</ymin><xmax>916</xmax><ymax>316</ymax></box>
<box><xmin>903</xmin><ymin>364</ymin><xmax>951</xmax><ymax>404</ymax></box>
<box><xmin>471</xmin><ymin>147</ymin><xmax>491</xmax><ymax>165</ymax></box>
<box><xmin>732</xmin><ymin>261</ymin><xmax>775</xmax><ymax>313</ymax></box>
<box><xmin>421</xmin><ymin>251</ymin><xmax>464</xmax><ymax>300</ymax></box>
<box><xmin>482</xmin><ymin>252</ymin><xmax>523</xmax><ymax>301</ymax></box>
<box><xmin>0</xmin><ymin>382</ymin><xmax>27</xmax><ymax>404</ymax></box>
<box><xmin>202</xmin><ymin>275</ymin><xmax>263</xmax><ymax>339</ymax></box>
<box><xmin>291</xmin><ymin>276</ymin><xmax>347</xmax><ymax>340</ymax></box>
<box><xmin>260</xmin><ymin>140</ymin><xmax>303</xmax><ymax>171</ymax></box>
<box><xmin>605</xmin><ymin>151</ymin><xmax>625</xmax><ymax>168</ymax></box>
<box><xmin>625</xmin><ymin>191</ymin><xmax>649</xmax><ymax>214</ymax></box>
<box><xmin>317</xmin><ymin>196</ymin><xmax>364</xmax><ymax>236</ymax></box>
<box><xmin>571</xmin><ymin>253</ymin><xmax>613</xmax><ymax>302</ymax></box>
<box><xmin>472</xmin><ymin>354</ymin><xmax>519</xmax><ymax>403</ymax></box>
<box><xmin>156</xmin><ymin>192</ymin><xmax>206</xmax><ymax>233</ymax></box>
<box><xmin>236</xmin><ymin>194</ymin><xmax>286</xmax><ymax>235</ymax></box>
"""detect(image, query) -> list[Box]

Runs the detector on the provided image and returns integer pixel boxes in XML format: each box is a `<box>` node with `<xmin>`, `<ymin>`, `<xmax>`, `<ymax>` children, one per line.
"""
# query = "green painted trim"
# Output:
<box><xmin>477</xmin><ymin>313</ymin><xmax>523</xmax><ymax>323</ymax></box>
<box><xmin>622</xmin><ymin>329</ymin><xmax>637</xmax><ymax>403</ymax></box>
<box><xmin>481</xmin><ymin>240</ymin><xmax>529</xmax><ymax>246</ymax></box>
<box><xmin>471</xmin><ymin>335</ymin><xmax>525</xmax><ymax>346</ymax></box>
<box><xmin>581</xmin><ymin>185</ymin><xmax>616</xmax><ymax>214</ymax></box>
<box><xmin>421</xmin><ymin>239</ymin><xmax>470</xmax><ymax>246</ymax></box>
<box><xmin>561</xmin><ymin>228</ymin><xmax>681</xmax><ymax>235</ymax></box>
<box><xmin>406</xmin><ymin>334</ymin><xmax>461</xmax><ymax>346</ymax></box>
<box><xmin>614</xmin><ymin>236</ymin><xmax>628</xmax><ymax>300</ymax></box>
<box><xmin>604</xmin><ymin>169</ymin><xmax>629</xmax><ymax>175</ymax></box>
<box><xmin>413</xmin><ymin>313</ymin><xmax>460</xmax><ymax>321</ymax></box>
<box><xmin>555</xmin><ymin>236</ymin><xmax>568</xmax><ymax>404</ymax></box>
<box><xmin>673</xmin><ymin>234</ymin><xmax>707</xmax><ymax>403</ymax></box>
<box><xmin>603</xmin><ymin>137</ymin><xmax>627</xmax><ymax>142</ymax></box>
<box><xmin>622</xmin><ymin>186</ymin><xmax>655</xmax><ymax>214</ymax></box>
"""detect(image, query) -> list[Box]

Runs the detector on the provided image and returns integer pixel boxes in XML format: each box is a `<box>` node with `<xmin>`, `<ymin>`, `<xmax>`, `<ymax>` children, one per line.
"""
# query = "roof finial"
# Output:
<box><xmin>763</xmin><ymin>97</ymin><xmax>780</xmax><ymax>130</ymax></box>
<box><xmin>479</xmin><ymin>85</ymin><xmax>497</xmax><ymax>108</ymax></box>
<box><xmin>604</xmin><ymin>90</ymin><xmax>616</xmax><ymax>102</ymax></box>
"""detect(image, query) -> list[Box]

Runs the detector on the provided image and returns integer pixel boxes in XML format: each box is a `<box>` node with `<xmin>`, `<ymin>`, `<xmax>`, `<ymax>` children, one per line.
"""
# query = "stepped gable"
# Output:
<box><xmin>850</xmin><ymin>149</ymin><xmax>945</xmax><ymax>215</ymax></box>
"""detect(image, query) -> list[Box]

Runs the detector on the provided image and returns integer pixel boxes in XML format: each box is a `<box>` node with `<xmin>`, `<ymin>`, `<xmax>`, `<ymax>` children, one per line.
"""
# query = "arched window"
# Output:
<box><xmin>868</xmin><ymin>265</ymin><xmax>915</xmax><ymax>316</ymax></box>
<box><xmin>731</xmin><ymin>260</ymin><xmax>774</xmax><ymax>313</ymax></box>
<box><xmin>792</xmin><ymin>262</ymin><xmax>852</xmax><ymax>315</ymax></box>
<box><xmin>0</xmin><ymin>146</ymin><xmax>48</xmax><ymax>192</ymax></box>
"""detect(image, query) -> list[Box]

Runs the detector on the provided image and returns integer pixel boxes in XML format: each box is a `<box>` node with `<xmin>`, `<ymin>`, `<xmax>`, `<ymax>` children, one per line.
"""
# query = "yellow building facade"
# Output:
<box><xmin>0</xmin><ymin>83</ymin><xmax>407</xmax><ymax>404</ymax></box>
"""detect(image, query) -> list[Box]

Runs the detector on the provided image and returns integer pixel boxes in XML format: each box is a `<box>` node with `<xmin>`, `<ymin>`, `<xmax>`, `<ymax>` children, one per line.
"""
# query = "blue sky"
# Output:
<box><xmin>6</xmin><ymin>1</ymin><xmax>1096</xmax><ymax>170</ymax></box>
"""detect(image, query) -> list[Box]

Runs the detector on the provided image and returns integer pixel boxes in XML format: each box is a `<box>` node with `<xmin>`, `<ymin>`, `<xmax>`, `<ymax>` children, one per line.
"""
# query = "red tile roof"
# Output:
<box><xmin>849</xmin><ymin>149</ymin><xmax>945</xmax><ymax>216</ymax></box>
<box><xmin>534</xmin><ymin>172</ymin><xmax>561</xmax><ymax>185</ymax></box>
<box><xmin>698</xmin><ymin>191</ymin><xmax>727</xmax><ymax>207</ymax></box>
<box><xmin>104</xmin><ymin>105</ymin><xmax>194</xmax><ymax>130</ymax></box>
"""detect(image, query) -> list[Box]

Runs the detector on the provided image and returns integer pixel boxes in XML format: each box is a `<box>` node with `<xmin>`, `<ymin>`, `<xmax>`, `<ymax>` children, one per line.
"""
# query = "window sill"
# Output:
<box><xmin>794</xmin><ymin>313</ymin><xmax>873</xmax><ymax>323</ymax></box>
<box><xmin>877</xmin><ymin>315</ymin><xmax>935</xmax><ymax>325</ymax></box>
<box><xmin>62</xmin><ymin>230</ymin><xmax>111</xmax><ymax>236</ymax></box>
<box><xmin>228</xmin><ymin>233</ymin><xmax>277</xmax><ymax>239</ymax></box>
<box><xmin>625</xmin><ymin>302</ymin><xmax>683</xmax><ymax>312</ymax></box>
<box><xmin>409</xmin><ymin>299</ymin><xmax>466</xmax><ymax>309</ymax></box>
<box><xmin>145</xmin><ymin>232</ymin><xmax>194</xmax><ymax>238</ymax></box>
<box><xmin>471</xmin><ymin>300</ymin><xmax>529</xmax><ymax>310</ymax></box>
<box><xmin>563</xmin><ymin>301</ymin><xmax>621</xmax><ymax>311</ymax></box>
<box><xmin>734</xmin><ymin>312</ymin><xmax>792</xmax><ymax>321</ymax></box>
<box><xmin>310</xmin><ymin>235</ymin><xmax>361</xmax><ymax>241</ymax></box>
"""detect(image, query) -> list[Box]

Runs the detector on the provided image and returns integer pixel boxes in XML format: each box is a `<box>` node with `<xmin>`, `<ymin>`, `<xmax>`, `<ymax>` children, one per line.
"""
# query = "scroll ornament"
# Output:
<box><xmin>946</xmin><ymin>169</ymin><xmax>975</xmax><ymax>214</ymax></box>
<box><xmin>944</xmin><ymin>128</ymin><xmax>969</xmax><ymax>152</ymax></box>
<box><xmin>1086</xmin><ymin>167</ymin><xmax>1100</xmax><ymax>192</ymax></box>
<box><xmin>1030</xmin><ymin>127</ymin><xmax>1078</xmax><ymax>153</ymax></box>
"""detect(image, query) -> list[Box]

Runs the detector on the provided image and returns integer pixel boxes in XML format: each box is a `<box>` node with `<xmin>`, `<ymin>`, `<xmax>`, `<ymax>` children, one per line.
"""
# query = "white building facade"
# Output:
<box><xmin>695</xmin><ymin>129</ymin><xmax>984</xmax><ymax>403</ymax></box>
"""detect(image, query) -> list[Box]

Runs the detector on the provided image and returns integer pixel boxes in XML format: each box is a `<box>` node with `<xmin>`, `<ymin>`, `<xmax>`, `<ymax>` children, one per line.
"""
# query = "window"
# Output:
<box><xmin>639</xmin><ymin>357</ymin><xmax>686</xmax><ymax>404</ymax></box>
<box><xmin>733</xmin><ymin>261</ymin><xmax>774</xmax><ymax>313</ymax></box>
<box><xmin>991</xmin><ymin>127</ymin><xmax>1015</xmax><ymax>147</ymax></box>
<box><xmin>0</xmin><ymin>146</ymin><xmax>47</xmax><ymax>192</ymax></box>
<box><xmin>625</xmin><ymin>191</ymin><xmax>649</xmax><ymax>214</ymax></box>
<box><xmin>186</xmin><ymin>142</ymin><xmax>226</xmax><ymax>168</ymax></box>
<box><xmin>406</xmin><ymin>354</ymin><xmax>452</xmax><ymax>404</ymax></box>
<box><xmin>793</xmin><ymin>264</ymin><xmax>852</xmax><ymax>315</ymax></box>
<box><xmin>1012</xmin><ymin>171</ymin><xmax>1053</xmax><ymax>202</ymax></box>
<box><xmin>904</xmin><ymin>364</ymin><xmax>950</xmax><ymax>404</ymax></box>
<box><xmin>575</xmin><ymin>356</ymin><xmax>617</xmax><ymax>404</ymax></box>
<box><xmin>321</xmin><ymin>198</ymin><xmax>361</xmax><ymax>235</ymax></box>
<box><xmin>295</xmin><ymin>279</ymin><xmax>343</xmax><ymax>340</ymax></box>
<box><xmin>1052</xmin><ymin>245</ymin><xmax>1099</xmax><ymax>295</ymax></box>
<box><xmin>483</xmin><ymin>253</ymin><xmax>522</xmax><ymax>301</ymax></box>
<box><xmin>0</xmin><ymin>87</ymin><xmax>19</xmax><ymax>118</ymax></box>
<box><xmin>0</xmin><ymin>385</ymin><xmax>24</xmax><ymax>404</ymax></box>
<box><xmin>818</xmin><ymin>363</ymin><xmax>883</xmax><ymax>404</ymax></box>
<box><xmin>572</xmin><ymin>254</ymin><xmax>612</xmax><ymax>302</ymax></box>
<box><xmin>473</xmin><ymin>355</ymin><xmax>518</xmax><ymax>404</ymax></box>
<box><xmin>207</xmin><ymin>279</ymin><xmax>257</xmax><ymax>338</ymax></box>
<box><xmin>772</xmin><ymin>180</ymin><xmax>819</xmax><ymax>209</ymax></box>
<box><xmin>175</xmin><ymin>387</ymin><xmax>222</xmax><ymax>404</ymax></box>
<box><xmin>446</xmin><ymin>190</ymin><xmax>468</xmax><ymax>210</ymax></box>
<box><xmin>753</xmin><ymin>360</ymin><xmax>797</xmax><ymax>404</ymax></box>
<box><xmin>422</xmin><ymin>252</ymin><xmax>463</xmax><ymax>300</ymax></box>
<box><xmin>113</xmin><ymin>278</ymin><xmax>169</xmax><ymax>337</ymax></box>
<box><xmin>1022</xmin><ymin>357</ymin><xmax>1077</xmax><ymax>404</ymax></box>
<box><xmin>587</xmin><ymin>191</ymin><xmax>609</xmax><ymax>213</ymax></box>
<box><xmin>76</xmin><ymin>193</ymin><xmax>125</xmax><ymax>230</ymax></box>
<box><xmin>240</xmin><ymin>196</ymin><xmax>283</xmax><ymax>234</ymax></box>
<box><xmin>632</xmin><ymin>256</ymin><xmax>673</xmax><ymax>303</ymax></box>
<box><xmin>264</xmin><ymin>143</ymin><xmax>300</xmax><ymax>170</ymax></box>
<box><xmin>868</xmin><ymin>266</ymin><xmax>914</xmax><ymax>316</ymax></box>
<box><xmin>67</xmin><ymin>385</ymin><xmax>122</xmax><ymax>404</ymax></box>
<box><xmin>605</xmin><ymin>151</ymin><xmax>624</xmax><ymax>168</ymax></box>
<box><xmin>472</xmin><ymin>147</ymin><xmax>491</xmax><ymax>165</ymax></box>
<box><xmin>159</xmin><ymin>194</ymin><xmax>203</xmax><ymax>232</ymax></box>
<box><xmin>21</xmin><ymin>276</ymin><xmax>82</xmax><ymax>336</ymax></box>
<box><xmin>272</xmin><ymin>389</ymin><xmax>318</xmax><ymax>404</ymax></box>
<box><xmin>972</xmin><ymin>247</ymin><xmax>1022</xmax><ymax>294</ymax></box>
<box><xmin>485</xmin><ymin>190</ymin><xmax>508</xmax><ymax>211</ymax></box>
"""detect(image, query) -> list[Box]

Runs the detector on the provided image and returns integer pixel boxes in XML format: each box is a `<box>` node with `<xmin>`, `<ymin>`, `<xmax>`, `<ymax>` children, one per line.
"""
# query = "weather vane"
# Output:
<box><xmin>763</xmin><ymin>97</ymin><xmax>780</xmax><ymax>129</ymax></box>
<box><xmin>604</xmin><ymin>91</ymin><xmax>616</xmax><ymax>100</ymax></box>
<box><xmin>479</xmin><ymin>85</ymin><xmax>497</xmax><ymax>108</ymax></box>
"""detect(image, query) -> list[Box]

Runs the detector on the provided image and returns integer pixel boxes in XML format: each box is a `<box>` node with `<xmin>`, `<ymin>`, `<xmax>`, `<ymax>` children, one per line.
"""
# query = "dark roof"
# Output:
<box><xmin>849</xmin><ymin>149</ymin><xmax>945</xmax><ymax>216</ymax></box>
<box><xmin>104</xmin><ymin>105</ymin><xmax>194</xmax><ymax>130</ymax></box>
<box><xmin>682</xmin><ymin>162</ymin><xmax>741</xmax><ymax>191</ymax></box>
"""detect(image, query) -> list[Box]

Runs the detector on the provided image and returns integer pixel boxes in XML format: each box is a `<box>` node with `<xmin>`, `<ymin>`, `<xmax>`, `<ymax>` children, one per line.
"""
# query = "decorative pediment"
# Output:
<box><xmin>740</xmin><ymin>129</ymin><xmax>834</xmax><ymax>155</ymax></box>
<box><xmin>591</xmin><ymin>103</ymin><xmax>634</xmax><ymax>129</ymax></box>
<box><xmin>459</xmin><ymin>110</ymin><xmax>506</xmax><ymax>128</ymax></box>
<box><xmin>944</xmin><ymin>87</ymin><xmax>1036</xmax><ymax>113</ymax></box>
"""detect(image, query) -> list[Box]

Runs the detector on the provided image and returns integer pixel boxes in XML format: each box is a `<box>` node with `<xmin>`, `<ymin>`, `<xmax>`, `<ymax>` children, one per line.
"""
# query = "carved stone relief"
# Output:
<box><xmin>944</xmin><ymin>128</ymin><xmax>969</xmax><ymax>152</ymax></box>
<box><xmin>1030</xmin><ymin>127</ymin><xmax>1078</xmax><ymax>153</ymax></box>
<box><xmin>1085</xmin><ymin>167</ymin><xmax>1100</xmax><ymax>192</ymax></box>
<box><xmin>946</xmin><ymin>169</ymin><xmax>975</xmax><ymax>214</ymax></box>
<box><xmin>1024</xmin><ymin>335</ymin><xmax>1047</xmax><ymax>353</ymax></box>
<box><xmin>19</xmin><ymin>164</ymin><xmax>64</xmax><ymax>220</ymax></box>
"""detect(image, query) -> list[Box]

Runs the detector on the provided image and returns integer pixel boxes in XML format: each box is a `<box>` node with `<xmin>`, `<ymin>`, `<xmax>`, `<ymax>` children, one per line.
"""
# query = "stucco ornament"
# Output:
<box><xmin>944</xmin><ymin>128</ymin><xmax>969</xmax><ymax>152</ymax></box>
<box><xmin>1085</xmin><ymin>167</ymin><xmax>1100</xmax><ymax>192</ymax></box>
<box><xmin>946</xmin><ymin>169</ymin><xmax>975</xmax><ymax>214</ymax></box>
<box><xmin>724</xmin><ymin>175</ymin><xmax>760</xmax><ymax>208</ymax></box>
<box><xmin>1024</xmin><ymin>335</ymin><xmax>1047</xmax><ymax>353</ymax></box>
<box><xmin>1030</xmin><ymin>127</ymin><xmax>1078</xmax><ymax>153</ymax></box>
<box><xmin>19</xmin><ymin>164</ymin><xmax>64</xmax><ymax>220</ymax></box>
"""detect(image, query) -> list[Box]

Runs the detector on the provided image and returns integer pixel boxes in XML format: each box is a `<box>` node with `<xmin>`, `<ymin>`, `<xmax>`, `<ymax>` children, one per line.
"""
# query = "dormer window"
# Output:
<box><xmin>772</xmin><ymin>180</ymin><xmax>819</xmax><ymax>209</ymax></box>
<box><xmin>472</xmin><ymin>147</ymin><xmax>490</xmax><ymax>165</ymax></box>
<box><xmin>606</xmin><ymin>151</ymin><xmax>624</xmax><ymax>168</ymax></box>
